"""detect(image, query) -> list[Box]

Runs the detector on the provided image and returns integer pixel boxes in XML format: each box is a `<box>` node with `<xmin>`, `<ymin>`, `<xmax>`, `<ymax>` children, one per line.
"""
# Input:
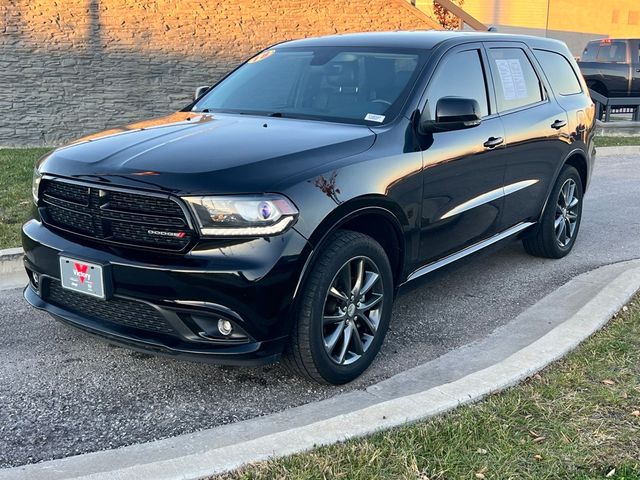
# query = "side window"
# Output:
<box><xmin>534</xmin><ymin>49</ymin><xmax>582</xmax><ymax>96</ymax></box>
<box><xmin>487</xmin><ymin>48</ymin><xmax>544</xmax><ymax>112</ymax></box>
<box><xmin>425</xmin><ymin>49</ymin><xmax>489</xmax><ymax>119</ymax></box>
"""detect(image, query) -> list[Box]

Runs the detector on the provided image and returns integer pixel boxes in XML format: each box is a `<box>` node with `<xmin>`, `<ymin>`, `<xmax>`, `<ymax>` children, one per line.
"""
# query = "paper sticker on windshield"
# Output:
<box><xmin>495</xmin><ymin>58</ymin><xmax>528</xmax><ymax>101</ymax></box>
<box><xmin>248</xmin><ymin>49</ymin><xmax>276</xmax><ymax>64</ymax></box>
<box><xmin>365</xmin><ymin>113</ymin><xmax>385</xmax><ymax>123</ymax></box>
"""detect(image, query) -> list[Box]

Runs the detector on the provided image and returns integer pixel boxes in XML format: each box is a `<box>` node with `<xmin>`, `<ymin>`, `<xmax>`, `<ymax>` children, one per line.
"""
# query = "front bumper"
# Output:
<box><xmin>22</xmin><ymin>220</ymin><xmax>312</xmax><ymax>366</ymax></box>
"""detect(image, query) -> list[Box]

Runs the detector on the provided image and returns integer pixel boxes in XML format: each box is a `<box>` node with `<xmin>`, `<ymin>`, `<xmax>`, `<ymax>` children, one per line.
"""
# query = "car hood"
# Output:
<box><xmin>39</xmin><ymin>112</ymin><xmax>376</xmax><ymax>194</ymax></box>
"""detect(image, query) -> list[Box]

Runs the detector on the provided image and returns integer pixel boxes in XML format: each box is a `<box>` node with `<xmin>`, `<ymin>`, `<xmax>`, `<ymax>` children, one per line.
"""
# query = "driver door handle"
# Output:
<box><xmin>551</xmin><ymin>119</ymin><xmax>567</xmax><ymax>129</ymax></box>
<box><xmin>483</xmin><ymin>136</ymin><xmax>504</xmax><ymax>149</ymax></box>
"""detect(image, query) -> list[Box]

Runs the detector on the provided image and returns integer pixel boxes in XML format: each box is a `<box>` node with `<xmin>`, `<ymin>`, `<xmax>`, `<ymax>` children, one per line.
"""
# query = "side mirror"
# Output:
<box><xmin>194</xmin><ymin>85</ymin><xmax>210</xmax><ymax>101</ymax></box>
<box><xmin>420</xmin><ymin>97</ymin><xmax>482</xmax><ymax>133</ymax></box>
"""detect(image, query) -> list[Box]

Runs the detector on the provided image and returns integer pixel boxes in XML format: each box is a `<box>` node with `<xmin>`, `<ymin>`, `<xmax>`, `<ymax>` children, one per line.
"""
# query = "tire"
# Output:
<box><xmin>523</xmin><ymin>165</ymin><xmax>583</xmax><ymax>259</ymax></box>
<box><xmin>283</xmin><ymin>230</ymin><xmax>394</xmax><ymax>385</ymax></box>
<box><xmin>589</xmin><ymin>82</ymin><xmax>608</xmax><ymax>98</ymax></box>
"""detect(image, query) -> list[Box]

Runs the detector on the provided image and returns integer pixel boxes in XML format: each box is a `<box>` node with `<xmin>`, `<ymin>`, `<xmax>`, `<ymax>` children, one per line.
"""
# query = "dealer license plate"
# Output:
<box><xmin>59</xmin><ymin>256</ymin><xmax>105</xmax><ymax>299</ymax></box>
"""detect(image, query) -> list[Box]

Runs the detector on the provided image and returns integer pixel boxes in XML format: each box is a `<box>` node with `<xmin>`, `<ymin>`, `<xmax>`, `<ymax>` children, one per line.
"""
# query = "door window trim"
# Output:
<box><xmin>417</xmin><ymin>42</ymin><xmax>498</xmax><ymax>121</ymax></box>
<box><xmin>482</xmin><ymin>42</ymin><xmax>551</xmax><ymax>116</ymax></box>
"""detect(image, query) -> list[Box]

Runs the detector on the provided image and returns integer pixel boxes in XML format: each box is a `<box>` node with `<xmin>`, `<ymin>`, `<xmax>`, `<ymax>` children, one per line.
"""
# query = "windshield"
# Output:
<box><xmin>192</xmin><ymin>46</ymin><xmax>428</xmax><ymax>125</ymax></box>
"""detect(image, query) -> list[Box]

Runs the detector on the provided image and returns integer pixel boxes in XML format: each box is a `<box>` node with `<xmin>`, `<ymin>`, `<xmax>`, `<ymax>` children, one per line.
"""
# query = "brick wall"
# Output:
<box><xmin>0</xmin><ymin>0</ymin><xmax>439</xmax><ymax>146</ymax></box>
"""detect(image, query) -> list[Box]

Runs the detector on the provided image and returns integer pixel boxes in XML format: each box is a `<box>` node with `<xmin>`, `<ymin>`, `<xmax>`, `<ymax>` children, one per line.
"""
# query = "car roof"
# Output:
<box><xmin>586</xmin><ymin>38</ymin><xmax>638</xmax><ymax>42</ymax></box>
<box><xmin>278</xmin><ymin>30</ymin><xmax>567</xmax><ymax>52</ymax></box>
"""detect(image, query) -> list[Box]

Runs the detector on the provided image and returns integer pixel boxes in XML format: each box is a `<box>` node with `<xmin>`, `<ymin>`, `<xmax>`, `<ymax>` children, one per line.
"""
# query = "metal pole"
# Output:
<box><xmin>545</xmin><ymin>0</ymin><xmax>551</xmax><ymax>37</ymax></box>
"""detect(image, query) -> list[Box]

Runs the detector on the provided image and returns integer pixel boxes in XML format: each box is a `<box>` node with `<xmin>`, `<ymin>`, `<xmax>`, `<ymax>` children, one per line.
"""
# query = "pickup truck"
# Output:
<box><xmin>578</xmin><ymin>38</ymin><xmax>640</xmax><ymax>97</ymax></box>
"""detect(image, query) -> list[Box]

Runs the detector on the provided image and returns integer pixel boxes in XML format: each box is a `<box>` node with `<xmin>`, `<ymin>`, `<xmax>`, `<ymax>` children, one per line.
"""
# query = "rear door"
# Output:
<box><xmin>417</xmin><ymin>43</ymin><xmax>507</xmax><ymax>263</ymax></box>
<box><xmin>533</xmin><ymin>48</ymin><xmax>595</xmax><ymax>150</ymax></box>
<box><xmin>483</xmin><ymin>42</ymin><xmax>572</xmax><ymax>230</ymax></box>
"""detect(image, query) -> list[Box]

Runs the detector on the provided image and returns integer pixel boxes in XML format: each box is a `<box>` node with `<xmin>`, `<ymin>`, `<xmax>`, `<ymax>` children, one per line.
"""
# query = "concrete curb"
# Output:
<box><xmin>597</xmin><ymin>145</ymin><xmax>640</xmax><ymax>156</ymax></box>
<box><xmin>596</xmin><ymin>120</ymin><xmax>640</xmax><ymax>137</ymax></box>
<box><xmin>0</xmin><ymin>248</ymin><xmax>23</xmax><ymax>275</ymax></box>
<box><xmin>0</xmin><ymin>248</ymin><xmax>26</xmax><ymax>291</ymax></box>
<box><xmin>3</xmin><ymin>259</ymin><xmax>639</xmax><ymax>480</ymax></box>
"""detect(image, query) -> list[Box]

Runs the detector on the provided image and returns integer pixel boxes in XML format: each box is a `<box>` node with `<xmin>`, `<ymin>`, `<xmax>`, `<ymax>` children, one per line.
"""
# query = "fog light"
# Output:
<box><xmin>218</xmin><ymin>319</ymin><xmax>233</xmax><ymax>336</ymax></box>
<box><xmin>27</xmin><ymin>270</ymin><xmax>39</xmax><ymax>289</ymax></box>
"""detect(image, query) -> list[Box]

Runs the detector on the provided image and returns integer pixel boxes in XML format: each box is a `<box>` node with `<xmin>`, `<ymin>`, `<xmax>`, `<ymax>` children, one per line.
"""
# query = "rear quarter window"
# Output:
<box><xmin>534</xmin><ymin>49</ymin><xmax>582</xmax><ymax>96</ymax></box>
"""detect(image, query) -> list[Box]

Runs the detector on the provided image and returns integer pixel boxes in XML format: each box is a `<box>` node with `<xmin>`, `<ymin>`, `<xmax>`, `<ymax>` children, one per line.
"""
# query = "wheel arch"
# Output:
<box><xmin>587</xmin><ymin>79</ymin><xmax>608</xmax><ymax>97</ymax></box>
<box><xmin>293</xmin><ymin>195</ymin><xmax>408</xmax><ymax>302</ymax></box>
<box><xmin>537</xmin><ymin>149</ymin><xmax>589</xmax><ymax>223</ymax></box>
<box><xmin>564</xmin><ymin>152</ymin><xmax>589</xmax><ymax>193</ymax></box>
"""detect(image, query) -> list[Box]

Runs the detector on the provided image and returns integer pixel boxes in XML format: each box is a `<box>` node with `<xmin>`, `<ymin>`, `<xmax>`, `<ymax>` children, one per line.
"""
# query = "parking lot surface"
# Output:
<box><xmin>1</xmin><ymin>150</ymin><xmax>639</xmax><ymax>468</ymax></box>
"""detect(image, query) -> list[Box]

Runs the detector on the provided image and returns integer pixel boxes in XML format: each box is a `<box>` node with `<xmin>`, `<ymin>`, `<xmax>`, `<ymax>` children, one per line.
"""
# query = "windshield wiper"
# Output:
<box><xmin>195</xmin><ymin>109</ymin><xmax>307</xmax><ymax>120</ymax></box>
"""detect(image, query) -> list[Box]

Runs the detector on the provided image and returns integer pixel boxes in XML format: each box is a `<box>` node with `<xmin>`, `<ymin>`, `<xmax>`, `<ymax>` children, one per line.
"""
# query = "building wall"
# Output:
<box><xmin>0</xmin><ymin>0</ymin><xmax>439</xmax><ymax>147</ymax></box>
<box><xmin>417</xmin><ymin>0</ymin><xmax>639</xmax><ymax>56</ymax></box>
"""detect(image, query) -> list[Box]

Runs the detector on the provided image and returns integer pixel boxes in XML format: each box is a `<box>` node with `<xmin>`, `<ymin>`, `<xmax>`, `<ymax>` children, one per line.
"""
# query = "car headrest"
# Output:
<box><xmin>325</xmin><ymin>62</ymin><xmax>359</xmax><ymax>88</ymax></box>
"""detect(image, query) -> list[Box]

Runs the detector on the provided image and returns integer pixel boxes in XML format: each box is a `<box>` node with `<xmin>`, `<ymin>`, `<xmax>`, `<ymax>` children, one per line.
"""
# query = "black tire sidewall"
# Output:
<box><xmin>542</xmin><ymin>165</ymin><xmax>584</xmax><ymax>257</ymax></box>
<box><xmin>304</xmin><ymin>233</ymin><xmax>393</xmax><ymax>384</ymax></box>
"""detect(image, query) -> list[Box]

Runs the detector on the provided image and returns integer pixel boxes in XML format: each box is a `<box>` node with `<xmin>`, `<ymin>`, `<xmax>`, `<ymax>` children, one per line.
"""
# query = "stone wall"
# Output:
<box><xmin>0</xmin><ymin>0</ymin><xmax>439</xmax><ymax>146</ymax></box>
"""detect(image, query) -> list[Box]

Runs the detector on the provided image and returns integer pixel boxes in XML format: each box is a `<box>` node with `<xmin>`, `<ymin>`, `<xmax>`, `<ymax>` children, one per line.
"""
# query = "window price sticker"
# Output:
<box><xmin>248</xmin><ymin>49</ymin><xmax>276</xmax><ymax>64</ymax></box>
<box><xmin>495</xmin><ymin>58</ymin><xmax>528</xmax><ymax>101</ymax></box>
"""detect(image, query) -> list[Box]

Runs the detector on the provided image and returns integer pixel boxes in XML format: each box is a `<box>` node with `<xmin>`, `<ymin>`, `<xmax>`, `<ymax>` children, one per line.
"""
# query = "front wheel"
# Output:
<box><xmin>284</xmin><ymin>230</ymin><xmax>393</xmax><ymax>385</ymax></box>
<box><xmin>523</xmin><ymin>165</ymin><xmax>583</xmax><ymax>258</ymax></box>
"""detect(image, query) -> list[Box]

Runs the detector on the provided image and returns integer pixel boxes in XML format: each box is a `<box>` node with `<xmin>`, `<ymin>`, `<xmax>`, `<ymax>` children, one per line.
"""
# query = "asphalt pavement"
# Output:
<box><xmin>1</xmin><ymin>149</ymin><xmax>639</xmax><ymax>468</ymax></box>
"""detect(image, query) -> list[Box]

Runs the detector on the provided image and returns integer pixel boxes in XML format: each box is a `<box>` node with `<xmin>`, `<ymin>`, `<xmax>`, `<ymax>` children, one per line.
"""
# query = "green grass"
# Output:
<box><xmin>0</xmin><ymin>148</ymin><xmax>50</xmax><ymax>249</ymax></box>
<box><xmin>0</xmin><ymin>137</ymin><xmax>638</xmax><ymax>249</ymax></box>
<box><xmin>594</xmin><ymin>136</ymin><xmax>640</xmax><ymax>147</ymax></box>
<box><xmin>218</xmin><ymin>300</ymin><xmax>640</xmax><ymax>480</ymax></box>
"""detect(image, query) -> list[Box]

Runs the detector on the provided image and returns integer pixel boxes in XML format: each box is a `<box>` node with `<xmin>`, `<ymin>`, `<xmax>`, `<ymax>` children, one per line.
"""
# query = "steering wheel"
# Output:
<box><xmin>371</xmin><ymin>99</ymin><xmax>392</xmax><ymax>106</ymax></box>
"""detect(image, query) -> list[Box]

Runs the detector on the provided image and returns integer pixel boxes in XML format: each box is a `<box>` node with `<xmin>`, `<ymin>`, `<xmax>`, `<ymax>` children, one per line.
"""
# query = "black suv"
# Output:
<box><xmin>24</xmin><ymin>31</ymin><xmax>596</xmax><ymax>385</ymax></box>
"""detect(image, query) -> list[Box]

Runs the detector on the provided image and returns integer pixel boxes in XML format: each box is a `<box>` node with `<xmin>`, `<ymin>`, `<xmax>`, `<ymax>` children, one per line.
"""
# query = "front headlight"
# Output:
<box><xmin>32</xmin><ymin>168</ymin><xmax>42</xmax><ymax>205</ymax></box>
<box><xmin>183</xmin><ymin>195</ymin><xmax>299</xmax><ymax>237</ymax></box>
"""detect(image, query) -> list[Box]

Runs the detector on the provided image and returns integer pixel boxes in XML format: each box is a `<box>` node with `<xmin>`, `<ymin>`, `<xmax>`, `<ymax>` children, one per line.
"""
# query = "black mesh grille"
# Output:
<box><xmin>43</xmin><ymin>180</ymin><xmax>90</xmax><ymax>205</ymax></box>
<box><xmin>40</xmin><ymin>179</ymin><xmax>192</xmax><ymax>251</ymax></box>
<box><xmin>46</xmin><ymin>281</ymin><xmax>175</xmax><ymax>334</ymax></box>
<box><xmin>109</xmin><ymin>191</ymin><xmax>185</xmax><ymax>216</ymax></box>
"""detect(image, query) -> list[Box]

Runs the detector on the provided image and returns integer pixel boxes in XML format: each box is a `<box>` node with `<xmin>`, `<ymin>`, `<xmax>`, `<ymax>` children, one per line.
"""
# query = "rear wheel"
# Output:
<box><xmin>284</xmin><ymin>230</ymin><xmax>393</xmax><ymax>385</ymax></box>
<box><xmin>523</xmin><ymin>165</ymin><xmax>583</xmax><ymax>258</ymax></box>
<box><xmin>588</xmin><ymin>81</ymin><xmax>608</xmax><ymax>98</ymax></box>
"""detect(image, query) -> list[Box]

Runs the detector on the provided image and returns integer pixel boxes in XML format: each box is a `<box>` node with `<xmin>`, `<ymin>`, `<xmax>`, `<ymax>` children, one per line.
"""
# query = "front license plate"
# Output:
<box><xmin>59</xmin><ymin>256</ymin><xmax>105</xmax><ymax>299</ymax></box>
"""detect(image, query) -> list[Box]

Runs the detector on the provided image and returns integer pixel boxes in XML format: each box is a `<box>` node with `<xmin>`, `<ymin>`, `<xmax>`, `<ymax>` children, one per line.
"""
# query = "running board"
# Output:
<box><xmin>404</xmin><ymin>222</ymin><xmax>535</xmax><ymax>284</ymax></box>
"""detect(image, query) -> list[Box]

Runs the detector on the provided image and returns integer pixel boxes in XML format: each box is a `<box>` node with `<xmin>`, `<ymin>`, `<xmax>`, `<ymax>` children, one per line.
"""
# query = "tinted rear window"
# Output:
<box><xmin>534</xmin><ymin>49</ymin><xmax>582</xmax><ymax>96</ymax></box>
<box><xmin>596</xmin><ymin>40</ymin><xmax>627</xmax><ymax>62</ymax></box>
